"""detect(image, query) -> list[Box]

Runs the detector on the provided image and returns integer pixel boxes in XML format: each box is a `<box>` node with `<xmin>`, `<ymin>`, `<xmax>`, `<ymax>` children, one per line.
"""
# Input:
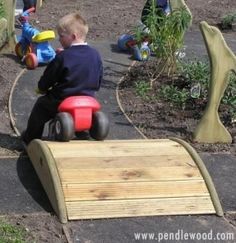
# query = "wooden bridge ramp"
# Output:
<box><xmin>27</xmin><ymin>138</ymin><xmax>223</xmax><ymax>223</ymax></box>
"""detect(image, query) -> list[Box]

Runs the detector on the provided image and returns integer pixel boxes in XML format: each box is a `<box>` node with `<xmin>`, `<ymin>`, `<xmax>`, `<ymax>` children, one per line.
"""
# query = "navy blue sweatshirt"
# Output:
<box><xmin>38</xmin><ymin>45</ymin><xmax>103</xmax><ymax>99</ymax></box>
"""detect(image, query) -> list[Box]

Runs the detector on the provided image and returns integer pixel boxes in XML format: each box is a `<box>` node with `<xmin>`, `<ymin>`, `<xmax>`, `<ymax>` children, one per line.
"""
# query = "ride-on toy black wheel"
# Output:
<box><xmin>54</xmin><ymin>112</ymin><xmax>74</xmax><ymax>141</ymax></box>
<box><xmin>89</xmin><ymin>111</ymin><xmax>109</xmax><ymax>140</ymax></box>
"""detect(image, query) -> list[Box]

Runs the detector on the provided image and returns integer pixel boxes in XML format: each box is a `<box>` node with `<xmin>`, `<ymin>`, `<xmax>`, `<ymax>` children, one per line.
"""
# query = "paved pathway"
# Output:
<box><xmin>15</xmin><ymin>0</ymin><xmax>23</xmax><ymax>16</ymax></box>
<box><xmin>2</xmin><ymin>31</ymin><xmax>236</xmax><ymax>242</ymax></box>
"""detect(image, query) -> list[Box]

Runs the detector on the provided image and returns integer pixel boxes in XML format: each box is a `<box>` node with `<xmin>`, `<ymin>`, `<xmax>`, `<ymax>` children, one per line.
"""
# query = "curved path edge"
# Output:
<box><xmin>8</xmin><ymin>68</ymin><xmax>27</xmax><ymax>137</ymax></box>
<box><xmin>115</xmin><ymin>60</ymin><xmax>147</xmax><ymax>140</ymax></box>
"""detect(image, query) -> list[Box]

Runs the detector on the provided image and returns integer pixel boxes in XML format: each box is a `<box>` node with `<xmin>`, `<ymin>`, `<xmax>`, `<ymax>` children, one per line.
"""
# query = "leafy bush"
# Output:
<box><xmin>159</xmin><ymin>84</ymin><xmax>189</xmax><ymax>109</ymax></box>
<box><xmin>179</xmin><ymin>59</ymin><xmax>236</xmax><ymax>120</ymax></box>
<box><xmin>221</xmin><ymin>12</ymin><xmax>236</xmax><ymax>29</ymax></box>
<box><xmin>135</xmin><ymin>80</ymin><xmax>151</xmax><ymax>99</ymax></box>
<box><xmin>178</xmin><ymin>59</ymin><xmax>210</xmax><ymax>99</ymax></box>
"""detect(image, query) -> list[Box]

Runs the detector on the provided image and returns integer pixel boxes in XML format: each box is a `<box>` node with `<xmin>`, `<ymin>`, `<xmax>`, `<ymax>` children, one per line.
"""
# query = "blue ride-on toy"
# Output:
<box><xmin>15</xmin><ymin>7</ymin><xmax>56</xmax><ymax>69</ymax></box>
<box><xmin>117</xmin><ymin>34</ymin><xmax>151</xmax><ymax>61</ymax></box>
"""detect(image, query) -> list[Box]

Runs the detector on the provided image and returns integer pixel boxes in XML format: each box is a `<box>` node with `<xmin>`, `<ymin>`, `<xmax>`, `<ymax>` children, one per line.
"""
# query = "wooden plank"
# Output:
<box><xmin>47</xmin><ymin>139</ymin><xmax>172</xmax><ymax>145</ymax></box>
<box><xmin>58</xmin><ymin>166</ymin><xmax>202</xmax><ymax>183</ymax></box>
<box><xmin>63</xmin><ymin>180</ymin><xmax>209</xmax><ymax>201</ymax></box>
<box><xmin>66</xmin><ymin>197</ymin><xmax>215</xmax><ymax>219</ymax></box>
<box><xmin>56</xmin><ymin>153</ymin><xmax>196</xmax><ymax>169</ymax></box>
<box><xmin>46</xmin><ymin>140</ymin><xmax>187</xmax><ymax>158</ymax></box>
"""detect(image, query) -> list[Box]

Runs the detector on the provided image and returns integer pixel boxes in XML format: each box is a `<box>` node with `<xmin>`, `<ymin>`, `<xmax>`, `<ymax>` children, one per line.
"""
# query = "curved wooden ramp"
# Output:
<box><xmin>27</xmin><ymin>139</ymin><xmax>223</xmax><ymax>223</ymax></box>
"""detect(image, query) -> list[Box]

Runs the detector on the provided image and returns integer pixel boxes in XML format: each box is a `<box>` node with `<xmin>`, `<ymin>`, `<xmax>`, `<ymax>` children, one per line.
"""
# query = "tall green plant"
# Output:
<box><xmin>142</xmin><ymin>0</ymin><xmax>191</xmax><ymax>78</ymax></box>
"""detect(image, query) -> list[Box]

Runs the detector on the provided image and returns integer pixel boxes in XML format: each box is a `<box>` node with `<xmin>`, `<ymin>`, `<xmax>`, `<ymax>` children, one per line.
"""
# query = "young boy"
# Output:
<box><xmin>22</xmin><ymin>12</ymin><xmax>103</xmax><ymax>145</ymax></box>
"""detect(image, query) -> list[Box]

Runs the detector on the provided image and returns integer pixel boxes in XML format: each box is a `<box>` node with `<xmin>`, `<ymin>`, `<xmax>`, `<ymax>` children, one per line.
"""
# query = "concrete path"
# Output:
<box><xmin>15</xmin><ymin>0</ymin><xmax>23</xmax><ymax>16</ymax></box>
<box><xmin>3</xmin><ymin>31</ymin><xmax>236</xmax><ymax>242</ymax></box>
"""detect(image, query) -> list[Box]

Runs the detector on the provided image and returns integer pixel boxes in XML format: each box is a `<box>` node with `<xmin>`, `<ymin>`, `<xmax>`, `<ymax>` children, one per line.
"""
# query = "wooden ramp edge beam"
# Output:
<box><xmin>27</xmin><ymin>139</ymin><xmax>67</xmax><ymax>223</ymax></box>
<box><xmin>27</xmin><ymin>139</ymin><xmax>222</xmax><ymax>223</ymax></box>
<box><xmin>171</xmin><ymin>137</ymin><xmax>223</xmax><ymax>216</ymax></box>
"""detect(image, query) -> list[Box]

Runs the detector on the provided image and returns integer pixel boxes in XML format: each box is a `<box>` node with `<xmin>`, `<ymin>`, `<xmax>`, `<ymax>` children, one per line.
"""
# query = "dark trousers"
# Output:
<box><xmin>23</xmin><ymin>0</ymin><xmax>36</xmax><ymax>11</ymax></box>
<box><xmin>141</xmin><ymin>0</ymin><xmax>167</xmax><ymax>23</ymax></box>
<box><xmin>23</xmin><ymin>94</ymin><xmax>62</xmax><ymax>144</ymax></box>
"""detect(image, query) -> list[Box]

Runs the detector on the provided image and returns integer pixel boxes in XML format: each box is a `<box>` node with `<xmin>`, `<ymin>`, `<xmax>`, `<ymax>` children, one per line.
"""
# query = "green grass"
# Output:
<box><xmin>0</xmin><ymin>219</ymin><xmax>29</xmax><ymax>243</ymax></box>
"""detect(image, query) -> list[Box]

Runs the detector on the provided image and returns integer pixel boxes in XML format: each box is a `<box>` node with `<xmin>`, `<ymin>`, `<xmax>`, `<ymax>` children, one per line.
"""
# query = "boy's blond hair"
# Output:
<box><xmin>57</xmin><ymin>13</ymin><xmax>89</xmax><ymax>40</ymax></box>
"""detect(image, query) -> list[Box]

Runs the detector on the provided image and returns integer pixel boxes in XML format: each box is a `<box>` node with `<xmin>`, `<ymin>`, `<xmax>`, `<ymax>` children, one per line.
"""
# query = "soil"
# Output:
<box><xmin>0</xmin><ymin>0</ymin><xmax>236</xmax><ymax>241</ymax></box>
<box><xmin>118</xmin><ymin>60</ymin><xmax>236</xmax><ymax>156</ymax></box>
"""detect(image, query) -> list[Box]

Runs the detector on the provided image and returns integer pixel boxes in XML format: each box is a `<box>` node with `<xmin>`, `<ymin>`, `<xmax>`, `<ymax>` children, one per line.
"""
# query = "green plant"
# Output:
<box><xmin>0</xmin><ymin>0</ymin><xmax>5</xmax><ymax>18</ymax></box>
<box><xmin>159</xmin><ymin>84</ymin><xmax>189</xmax><ymax>109</ymax></box>
<box><xmin>178</xmin><ymin>58</ymin><xmax>210</xmax><ymax>99</ymax></box>
<box><xmin>179</xmin><ymin>59</ymin><xmax>210</xmax><ymax>84</ymax></box>
<box><xmin>222</xmin><ymin>72</ymin><xmax>236</xmax><ymax>106</ymax></box>
<box><xmin>143</xmin><ymin>0</ymin><xmax>191</xmax><ymax>78</ymax></box>
<box><xmin>221</xmin><ymin>12</ymin><xmax>236</xmax><ymax>29</ymax></box>
<box><xmin>179</xmin><ymin>59</ymin><xmax>236</xmax><ymax>120</ymax></box>
<box><xmin>133</xmin><ymin>26</ymin><xmax>147</xmax><ymax>49</ymax></box>
<box><xmin>0</xmin><ymin>220</ymin><xmax>29</xmax><ymax>243</ymax></box>
<box><xmin>135</xmin><ymin>80</ymin><xmax>151</xmax><ymax>99</ymax></box>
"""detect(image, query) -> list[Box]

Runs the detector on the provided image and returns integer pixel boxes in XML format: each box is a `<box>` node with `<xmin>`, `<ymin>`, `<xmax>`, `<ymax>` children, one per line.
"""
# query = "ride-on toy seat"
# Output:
<box><xmin>32</xmin><ymin>30</ymin><xmax>55</xmax><ymax>43</ymax></box>
<box><xmin>49</xmin><ymin>96</ymin><xmax>109</xmax><ymax>142</ymax></box>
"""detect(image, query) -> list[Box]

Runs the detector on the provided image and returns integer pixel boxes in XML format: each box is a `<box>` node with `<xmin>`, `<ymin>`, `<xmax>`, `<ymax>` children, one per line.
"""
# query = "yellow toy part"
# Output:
<box><xmin>32</xmin><ymin>30</ymin><xmax>55</xmax><ymax>43</ymax></box>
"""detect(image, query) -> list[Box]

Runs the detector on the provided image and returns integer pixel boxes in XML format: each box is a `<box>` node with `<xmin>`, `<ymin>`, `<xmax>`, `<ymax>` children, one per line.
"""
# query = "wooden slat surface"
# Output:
<box><xmin>66</xmin><ymin>197</ymin><xmax>215</xmax><ymax>219</ymax></box>
<box><xmin>46</xmin><ymin>140</ymin><xmax>187</xmax><ymax>158</ymax></box>
<box><xmin>32</xmin><ymin>139</ymin><xmax>219</xmax><ymax>221</ymax></box>
<box><xmin>56</xmin><ymin>154</ymin><xmax>196</xmax><ymax>169</ymax></box>
<box><xmin>63</xmin><ymin>180</ymin><xmax>209</xmax><ymax>201</ymax></box>
<box><xmin>58</xmin><ymin>166</ymin><xmax>202</xmax><ymax>183</ymax></box>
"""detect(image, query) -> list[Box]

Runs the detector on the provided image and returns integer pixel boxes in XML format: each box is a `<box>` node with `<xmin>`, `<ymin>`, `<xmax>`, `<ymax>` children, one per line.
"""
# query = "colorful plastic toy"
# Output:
<box><xmin>118</xmin><ymin>0</ymin><xmax>172</xmax><ymax>61</ymax></box>
<box><xmin>117</xmin><ymin>34</ymin><xmax>151</xmax><ymax>61</ymax></box>
<box><xmin>15</xmin><ymin>7</ymin><xmax>56</xmax><ymax>69</ymax></box>
<box><xmin>48</xmin><ymin>96</ymin><xmax>109</xmax><ymax>142</ymax></box>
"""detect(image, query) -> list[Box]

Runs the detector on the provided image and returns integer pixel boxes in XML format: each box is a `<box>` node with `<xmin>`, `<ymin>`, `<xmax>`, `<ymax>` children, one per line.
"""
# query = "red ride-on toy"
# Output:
<box><xmin>48</xmin><ymin>96</ymin><xmax>109</xmax><ymax>142</ymax></box>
